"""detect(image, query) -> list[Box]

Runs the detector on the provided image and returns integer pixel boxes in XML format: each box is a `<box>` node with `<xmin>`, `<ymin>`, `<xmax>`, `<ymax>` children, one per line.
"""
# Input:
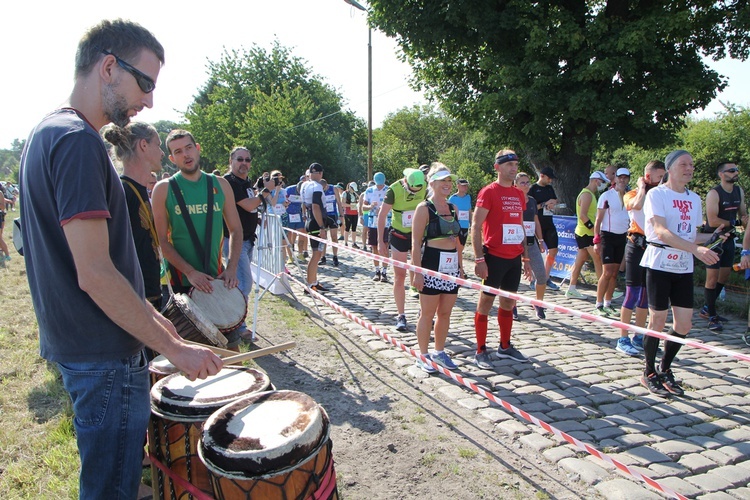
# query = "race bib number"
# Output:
<box><xmin>287</xmin><ymin>194</ymin><xmax>301</xmax><ymax>203</ymax></box>
<box><xmin>655</xmin><ymin>249</ymin><xmax>690</xmax><ymax>272</ymax></box>
<box><xmin>274</xmin><ymin>204</ymin><xmax>285</xmax><ymax>215</ymax></box>
<box><xmin>523</xmin><ymin>221</ymin><xmax>535</xmax><ymax>236</ymax></box>
<box><xmin>325</xmin><ymin>202</ymin><xmax>334</xmax><ymax>213</ymax></box>
<box><xmin>402</xmin><ymin>210</ymin><xmax>415</xmax><ymax>228</ymax></box>
<box><xmin>289</xmin><ymin>213</ymin><xmax>301</xmax><ymax>223</ymax></box>
<box><xmin>502</xmin><ymin>224</ymin><xmax>525</xmax><ymax>245</ymax></box>
<box><xmin>542</xmin><ymin>207</ymin><xmax>554</xmax><ymax>216</ymax></box>
<box><xmin>438</xmin><ymin>252</ymin><xmax>459</xmax><ymax>274</ymax></box>
<box><xmin>458</xmin><ymin>210</ymin><xmax>470</xmax><ymax>221</ymax></box>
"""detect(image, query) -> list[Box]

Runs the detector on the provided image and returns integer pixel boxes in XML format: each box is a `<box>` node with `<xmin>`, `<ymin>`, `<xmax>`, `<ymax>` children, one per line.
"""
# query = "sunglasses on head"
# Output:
<box><xmin>234</xmin><ymin>157</ymin><xmax>251</xmax><ymax>163</ymax></box>
<box><xmin>101</xmin><ymin>49</ymin><xmax>156</xmax><ymax>94</ymax></box>
<box><xmin>722</xmin><ymin>168</ymin><xmax>739</xmax><ymax>174</ymax></box>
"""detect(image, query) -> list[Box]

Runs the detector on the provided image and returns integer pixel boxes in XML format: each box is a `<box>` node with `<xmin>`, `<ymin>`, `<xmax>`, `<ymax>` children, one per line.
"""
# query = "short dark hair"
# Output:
<box><xmin>644</xmin><ymin>160</ymin><xmax>666</xmax><ymax>173</ymax></box>
<box><xmin>229</xmin><ymin>146</ymin><xmax>251</xmax><ymax>162</ymax></box>
<box><xmin>166</xmin><ymin>129</ymin><xmax>196</xmax><ymax>153</ymax></box>
<box><xmin>75</xmin><ymin>19</ymin><xmax>164</xmax><ymax>78</ymax></box>
<box><xmin>717</xmin><ymin>161</ymin><xmax>735</xmax><ymax>174</ymax></box>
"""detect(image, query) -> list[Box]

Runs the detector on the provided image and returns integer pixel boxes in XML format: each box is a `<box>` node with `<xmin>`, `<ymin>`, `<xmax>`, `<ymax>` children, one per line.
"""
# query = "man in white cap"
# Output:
<box><xmin>363</xmin><ymin>172</ymin><xmax>390</xmax><ymax>281</ymax></box>
<box><xmin>640</xmin><ymin>149</ymin><xmax>728</xmax><ymax>397</ymax></box>
<box><xmin>378</xmin><ymin>167</ymin><xmax>427</xmax><ymax>331</ymax></box>
<box><xmin>565</xmin><ymin>171</ymin><xmax>608</xmax><ymax>298</ymax></box>
<box><xmin>593</xmin><ymin>167</ymin><xmax>631</xmax><ymax>317</ymax></box>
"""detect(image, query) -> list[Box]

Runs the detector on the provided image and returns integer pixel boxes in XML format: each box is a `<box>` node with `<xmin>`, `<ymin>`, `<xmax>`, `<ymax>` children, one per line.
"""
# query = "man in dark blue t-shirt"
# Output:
<box><xmin>19</xmin><ymin>20</ymin><xmax>221</xmax><ymax>499</ymax></box>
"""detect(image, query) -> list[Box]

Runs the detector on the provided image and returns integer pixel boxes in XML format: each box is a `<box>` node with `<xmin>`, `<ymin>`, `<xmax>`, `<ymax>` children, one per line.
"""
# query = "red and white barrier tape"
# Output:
<box><xmin>285</xmin><ymin>227</ymin><xmax>750</xmax><ymax>364</ymax></box>
<box><xmin>285</xmin><ymin>272</ymin><xmax>688</xmax><ymax>500</ymax></box>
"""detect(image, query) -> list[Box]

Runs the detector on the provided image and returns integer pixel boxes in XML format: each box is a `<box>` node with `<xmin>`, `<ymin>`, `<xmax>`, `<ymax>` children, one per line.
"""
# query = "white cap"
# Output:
<box><xmin>348</xmin><ymin>182</ymin><xmax>358</xmax><ymax>191</ymax></box>
<box><xmin>616</xmin><ymin>167</ymin><xmax>631</xmax><ymax>177</ymax></box>
<box><xmin>589</xmin><ymin>171</ymin><xmax>608</xmax><ymax>183</ymax></box>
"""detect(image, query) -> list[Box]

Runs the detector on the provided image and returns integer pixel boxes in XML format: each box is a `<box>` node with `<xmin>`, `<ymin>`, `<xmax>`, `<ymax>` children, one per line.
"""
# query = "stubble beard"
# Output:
<box><xmin>102</xmin><ymin>83</ymin><xmax>131</xmax><ymax>129</ymax></box>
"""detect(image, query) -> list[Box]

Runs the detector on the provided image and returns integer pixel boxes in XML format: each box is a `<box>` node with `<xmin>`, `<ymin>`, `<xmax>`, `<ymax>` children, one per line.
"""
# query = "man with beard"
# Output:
<box><xmin>102</xmin><ymin>122</ymin><xmax>165</xmax><ymax>310</ymax></box>
<box><xmin>698</xmin><ymin>161</ymin><xmax>747</xmax><ymax>331</ymax></box>
<box><xmin>152</xmin><ymin>130</ymin><xmax>244</xmax><ymax>348</ymax></box>
<box><xmin>18</xmin><ymin>20</ymin><xmax>221</xmax><ymax>498</ymax></box>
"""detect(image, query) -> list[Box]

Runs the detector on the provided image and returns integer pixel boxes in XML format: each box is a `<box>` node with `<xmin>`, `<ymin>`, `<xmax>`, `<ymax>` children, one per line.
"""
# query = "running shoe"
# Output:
<box><xmin>593</xmin><ymin>306</ymin><xmax>610</xmax><ymax>317</ymax></box>
<box><xmin>338</xmin><ymin>235</ymin><xmax>344</xmax><ymax>241</ymax></box>
<box><xmin>616</xmin><ymin>337</ymin><xmax>639</xmax><ymax>357</ymax></box>
<box><xmin>565</xmin><ymin>288</ymin><xmax>586</xmax><ymax>299</ymax></box>
<box><xmin>395</xmin><ymin>314</ymin><xmax>408</xmax><ymax>332</ymax></box>
<box><xmin>416</xmin><ymin>355</ymin><xmax>436</xmax><ymax>374</ymax></box>
<box><xmin>286</xmin><ymin>257</ymin><xmax>294</xmax><ymax>265</ymax></box>
<box><xmin>743</xmin><ymin>330</ymin><xmax>750</xmax><ymax>347</ymax></box>
<box><xmin>534</xmin><ymin>306</ymin><xmax>546</xmax><ymax>320</ymax></box>
<box><xmin>529</xmin><ymin>279</ymin><xmax>536</xmax><ymax>289</ymax></box>
<box><xmin>496</xmin><ymin>343</ymin><xmax>528</xmax><ymax>362</ymax></box>
<box><xmin>631</xmin><ymin>334</ymin><xmax>644</xmax><ymax>351</ymax></box>
<box><xmin>3</xmin><ymin>254</ymin><xmax>9</xmax><ymax>262</ymax></box>
<box><xmin>431</xmin><ymin>351</ymin><xmax>458</xmax><ymax>370</ymax></box>
<box><xmin>319</xmin><ymin>256</ymin><xmax>327</xmax><ymax>265</ymax></box>
<box><xmin>380</xmin><ymin>272</ymin><xmax>389</xmax><ymax>284</ymax></box>
<box><xmin>303</xmin><ymin>251</ymin><xmax>309</xmax><ymax>259</ymax></box>
<box><xmin>512</xmin><ymin>306</ymin><xmax>519</xmax><ymax>321</ymax></box>
<box><xmin>410</xmin><ymin>286</ymin><xmax>420</xmax><ymax>298</ymax></box>
<box><xmin>602</xmin><ymin>306</ymin><xmax>618</xmax><ymax>316</ymax></box>
<box><xmin>352</xmin><ymin>243</ymin><xmax>360</xmax><ymax>249</ymax></box>
<box><xmin>372</xmin><ymin>270</ymin><xmax>382</xmax><ymax>282</ymax></box>
<box><xmin>474</xmin><ymin>348</ymin><xmax>493</xmax><ymax>369</ymax></box>
<box><xmin>546</xmin><ymin>278</ymin><xmax>560</xmax><ymax>291</ymax></box>
<box><xmin>699</xmin><ymin>305</ymin><xmax>728</xmax><ymax>321</ymax></box>
<box><xmin>332</xmin><ymin>255</ymin><xmax>339</xmax><ymax>266</ymax></box>
<box><xmin>708</xmin><ymin>316</ymin><xmax>724</xmax><ymax>331</ymax></box>
<box><xmin>297</xmin><ymin>252</ymin><xmax>307</xmax><ymax>262</ymax></box>
<box><xmin>657</xmin><ymin>368</ymin><xmax>684</xmax><ymax>396</ymax></box>
<box><xmin>640</xmin><ymin>372</ymin><xmax>669</xmax><ymax>398</ymax></box>
<box><xmin>611</xmin><ymin>291</ymin><xmax>624</xmax><ymax>300</ymax></box>
<box><xmin>304</xmin><ymin>283</ymin><xmax>327</xmax><ymax>295</ymax></box>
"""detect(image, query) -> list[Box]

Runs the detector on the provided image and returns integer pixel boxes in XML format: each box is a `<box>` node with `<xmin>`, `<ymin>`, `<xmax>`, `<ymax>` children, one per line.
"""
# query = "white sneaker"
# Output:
<box><xmin>565</xmin><ymin>288</ymin><xmax>586</xmax><ymax>299</ymax></box>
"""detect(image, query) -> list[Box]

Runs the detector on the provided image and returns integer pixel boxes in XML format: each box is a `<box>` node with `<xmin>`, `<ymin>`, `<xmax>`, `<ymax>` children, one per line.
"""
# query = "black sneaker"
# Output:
<box><xmin>372</xmin><ymin>270</ymin><xmax>381</xmax><ymax>282</ymax></box>
<box><xmin>657</xmin><ymin>368</ymin><xmax>685</xmax><ymax>396</ymax></box>
<box><xmin>319</xmin><ymin>256</ymin><xmax>327</xmax><ymax>265</ymax></box>
<box><xmin>332</xmin><ymin>255</ymin><xmax>339</xmax><ymax>266</ymax></box>
<box><xmin>640</xmin><ymin>373</ymin><xmax>669</xmax><ymax>398</ymax></box>
<box><xmin>303</xmin><ymin>251</ymin><xmax>309</xmax><ymax>259</ymax></box>
<box><xmin>304</xmin><ymin>283</ymin><xmax>327</xmax><ymax>295</ymax></box>
<box><xmin>512</xmin><ymin>306</ymin><xmax>519</xmax><ymax>321</ymax></box>
<box><xmin>380</xmin><ymin>272</ymin><xmax>389</xmax><ymax>284</ymax></box>
<box><xmin>352</xmin><ymin>243</ymin><xmax>360</xmax><ymax>249</ymax></box>
<box><xmin>534</xmin><ymin>306</ymin><xmax>546</xmax><ymax>320</ymax></box>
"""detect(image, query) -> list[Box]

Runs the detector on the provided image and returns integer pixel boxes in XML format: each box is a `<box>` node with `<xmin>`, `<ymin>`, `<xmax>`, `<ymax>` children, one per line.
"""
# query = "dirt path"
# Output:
<box><xmin>249</xmin><ymin>297</ymin><xmax>595</xmax><ymax>500</ymax></box>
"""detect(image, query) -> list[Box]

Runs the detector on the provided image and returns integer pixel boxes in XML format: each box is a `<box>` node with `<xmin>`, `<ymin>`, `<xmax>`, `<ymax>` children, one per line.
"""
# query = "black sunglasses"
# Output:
<box><xmin>234</xmin><ymin>157</ymin><xmax>252</xmax><ymax>163</ymax></box>
<box><xmin>101</xmin><ymin>49</ymin><xmax>156</xmax><ymax>94</ymax></box>
<box><xmin>722</xmin><ymin>168</ymin><xmax>740</xmax><ymax>174</ymax></box>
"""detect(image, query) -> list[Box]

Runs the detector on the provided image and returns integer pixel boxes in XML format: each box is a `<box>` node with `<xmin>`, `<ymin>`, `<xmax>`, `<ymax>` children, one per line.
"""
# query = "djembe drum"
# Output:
<box><xmin>190</xmin><ymin>284</ymin><xmax>247</xmax><ymax>334</ymax></box>
<box><xmin>161</xmin><ymin>293</ymin><xmax>228</xmax><ymax>348</ymax></box>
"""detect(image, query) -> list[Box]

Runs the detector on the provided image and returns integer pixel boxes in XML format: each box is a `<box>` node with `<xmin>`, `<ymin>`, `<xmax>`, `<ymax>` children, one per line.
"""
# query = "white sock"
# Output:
<box><xmin>596</xmin><ymin>301</ymin><xmax>603</xmax><ymax>308</ymax></box>
<box><xmin>568</xmin><ymin>285</ymin><xmax>577</xmax><ymax>290</ymax></box>
<box><xmin>604</xmin><ymin>300</ymin><xmax>612</xmax><ymax>308</ymax></box>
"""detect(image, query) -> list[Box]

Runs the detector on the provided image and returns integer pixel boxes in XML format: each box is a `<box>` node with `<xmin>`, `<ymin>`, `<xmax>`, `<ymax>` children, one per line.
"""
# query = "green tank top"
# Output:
<box><xmin>165</xmin><ymin>172</ymin><xmax>226</xmax><ymax>286</ymax></box>
<box><xmin>575</xmin><ymin>187</ymin><xmax>597</xmax><ymax>237</ymax></box>
<box><xmin>386</xmin><ymin>180</ymin><xmax>426</xmax><ymax>233</ymax></box>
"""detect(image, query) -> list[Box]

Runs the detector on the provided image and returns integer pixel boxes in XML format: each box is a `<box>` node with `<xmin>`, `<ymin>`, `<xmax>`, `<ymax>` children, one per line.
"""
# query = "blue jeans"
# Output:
<box><xmin>223</xmin><ymin>237</ymin><xmax>254</xmax><ymax>298</ymax></box>
<box><xmin>57</xmin><ymin>351</ymin><xmax>150</xmax><ymax>500</ymax></box>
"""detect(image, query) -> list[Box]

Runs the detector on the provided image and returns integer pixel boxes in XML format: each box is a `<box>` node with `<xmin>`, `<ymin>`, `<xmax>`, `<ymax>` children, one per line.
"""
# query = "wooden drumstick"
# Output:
<box><xmin>221</xmin><ymin>341</ymin><xmax>296</xmax><ymax>365</ymax></box>
<box><xmin>183</xmin><ymin>339</ymin><xmax>236</xmax><ymax>357</ymax></box>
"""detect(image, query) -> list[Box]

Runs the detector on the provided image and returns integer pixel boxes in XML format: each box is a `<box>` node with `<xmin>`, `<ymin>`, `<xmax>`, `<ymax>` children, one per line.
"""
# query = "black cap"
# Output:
<box><xmin>457</xmin><ymin>178</ymin><xmax>469</xmax><ymax>185</ymax></box>
<box><xmin>540</xmin><ymin>167</ymin><xmax>556</xmax><ymax>179</ymax></box>
<box><xmin>309</xmin><ymin>162</ymin><xmax>324</xmax><ymax>173</ymax></box>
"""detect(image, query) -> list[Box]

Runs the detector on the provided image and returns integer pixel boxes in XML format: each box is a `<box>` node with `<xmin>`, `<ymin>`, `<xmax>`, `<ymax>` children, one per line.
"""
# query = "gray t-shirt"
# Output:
<box><xmin>20</xmin><ymin>108</ymin><xmax>145</xmax><ymax>362</ymax></box>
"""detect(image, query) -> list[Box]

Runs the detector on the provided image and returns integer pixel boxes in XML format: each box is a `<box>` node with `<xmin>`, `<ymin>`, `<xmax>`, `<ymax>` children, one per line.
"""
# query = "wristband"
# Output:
<box><xmin>475</xmin><ymin>257</ymin><xmax>486</xmax><ymax>263</ymax></box>
<box><xmin>584</xmin><ymin>220</ymin><xmax>594</xmax><ymax>229</ymax></box>
<box><xmin>742</xmin><ymin>250</ymin><xmax>750</xmax><ymax>257</ymax></box>
<box><xmin>593</xmin><ymin>234</ymin><xmax>601</xmax><ymax>244</ymax></box>
<box><xmin>522</xmin><ymin>258</ymin><xmax>530</xmax><ymax>262</ymax></box>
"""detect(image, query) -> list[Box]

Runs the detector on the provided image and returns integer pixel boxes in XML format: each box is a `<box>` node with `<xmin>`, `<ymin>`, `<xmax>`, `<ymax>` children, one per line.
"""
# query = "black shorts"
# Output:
<box><xmin>624</xmin><ymin>241</ymin><xmax>647</xmax><ymax>287</ymax></box>
<box><xmin>601</xmin><ymin>231</ymin><xmax>627</xmax><ymax>265</ymax></box>
<box><xmin>306</xmin><ymin>218</ymin><xmax>324</xmax><ymax>251</ymax></box>
<box><xmin>482</xmin><ymin>253</ymin><xmax>522</xmax><ymax>296</ymax></box>
<box><xmin>541</xmin><ymin>224</ymin><xmax>558</xmax><ymax>250</ymax></box>
<box><xmin>389</xmin><ymin>228</ymin><xmax>412</xmax><ymax>253</ymax></box>
<box><xmin>458</xmin><ymin>228</ymin><xmax>468</xmax><ymax>246</ymax></box>
<box><xmin>575</xmin><ymin>233</ymin><xmax>594</xmax><ymax>250</ymax></box>
<box><xmin>705</xmin><ymin>237</ymin><xmax>736</xmax><ymax>269</ymax></box>
<box><xmin>323</xmin><ymin>216</ymin><xmax>339</xmax><ymax>229</ymax></box>
<box><xmin>368</xmin><ymin>227</ymin><xmax>389</xmax><ymax>247</ymax></box>
<box><xmin>420</xmin><ymin>246</ymin><xmax>460</xmax><ymax>295</ymax></box>
<box><xmin>646</xmin><ymin>269</ymin><xmax>694</xmax><ymax>311</ymax></box>
<box><xmin>344</xmin><ymin>214</ymin><xmax>358</xmax><ymax>232</ymax></box>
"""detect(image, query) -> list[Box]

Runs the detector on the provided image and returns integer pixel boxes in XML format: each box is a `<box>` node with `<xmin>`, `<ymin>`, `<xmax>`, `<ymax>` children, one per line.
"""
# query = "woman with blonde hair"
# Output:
<box><xmin>411</xmin><ymin>163</ymin><xmax>463</xmax><ymax>372</ymax></box>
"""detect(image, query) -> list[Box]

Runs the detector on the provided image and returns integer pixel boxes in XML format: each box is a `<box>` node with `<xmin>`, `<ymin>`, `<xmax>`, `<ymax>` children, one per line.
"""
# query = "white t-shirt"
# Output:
<box><xmin>597</xmin><ymin>189</ymin><xmax>630</xmax><ymax>234</ymax></box>
<box><xmin>364</xmin><ymin>185</ymin><xmax>389</xmax><ymax>228</ymax></box>
<box><xmin>300</xmin><ymin>180</ymin><xmax>324</xmax><ymax>207</ymax></box>
<box><xmin>640</xmin><ymin>184</ymin><xmax>702</xmax><ymax>274</ymax></box>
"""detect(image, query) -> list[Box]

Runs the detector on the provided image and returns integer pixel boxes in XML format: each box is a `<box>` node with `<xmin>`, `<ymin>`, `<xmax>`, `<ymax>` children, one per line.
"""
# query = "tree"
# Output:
<box><xmin>370</xmin><ymin>0</ymin><xmax>750</xmax><ymax>205</ymax></box>
<box><xmin>185</xmin><ymin>42</ymin><xmax>366</xmax><ymax>183</ymax></box>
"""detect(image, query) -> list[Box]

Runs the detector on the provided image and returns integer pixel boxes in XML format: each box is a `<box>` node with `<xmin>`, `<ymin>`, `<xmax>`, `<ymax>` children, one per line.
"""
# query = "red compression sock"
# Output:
<box><xmin>498</xmin><ymin>308</ymin><xmax>513</xmax><ymax>349</ymax></box>
<box><xmin>474</xmin><ymin>312</ymin><xmax>488</xmax><ymax>353</ymax></box>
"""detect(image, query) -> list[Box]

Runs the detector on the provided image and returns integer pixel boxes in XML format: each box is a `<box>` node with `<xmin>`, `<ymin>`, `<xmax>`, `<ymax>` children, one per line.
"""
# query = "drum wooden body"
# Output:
<box><xmin>148</xmin><ymin>367</ymin><xmax>271</xmax><ymax>500</ymax></box>
<box><xmin>199</xmin><ymin>390</ymin><xmax>338</xmax><ymax>500</ymax></box>
<box><xmin>161</xmin><ymin>293</ymin><xmax>228</xmax><ymax>348</ymax></box>
<box><xmin>190</xmin><ymin>284</ymin><xmax>247</xmax><ymax>333</ymax></box>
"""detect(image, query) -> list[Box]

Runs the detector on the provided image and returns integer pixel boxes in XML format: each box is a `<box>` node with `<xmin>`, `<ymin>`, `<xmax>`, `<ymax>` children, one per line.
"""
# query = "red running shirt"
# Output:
<box><xmin>476</xmin><ymin>182</ymin><xmax>526</xmax><ymax>259</ymax></box>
